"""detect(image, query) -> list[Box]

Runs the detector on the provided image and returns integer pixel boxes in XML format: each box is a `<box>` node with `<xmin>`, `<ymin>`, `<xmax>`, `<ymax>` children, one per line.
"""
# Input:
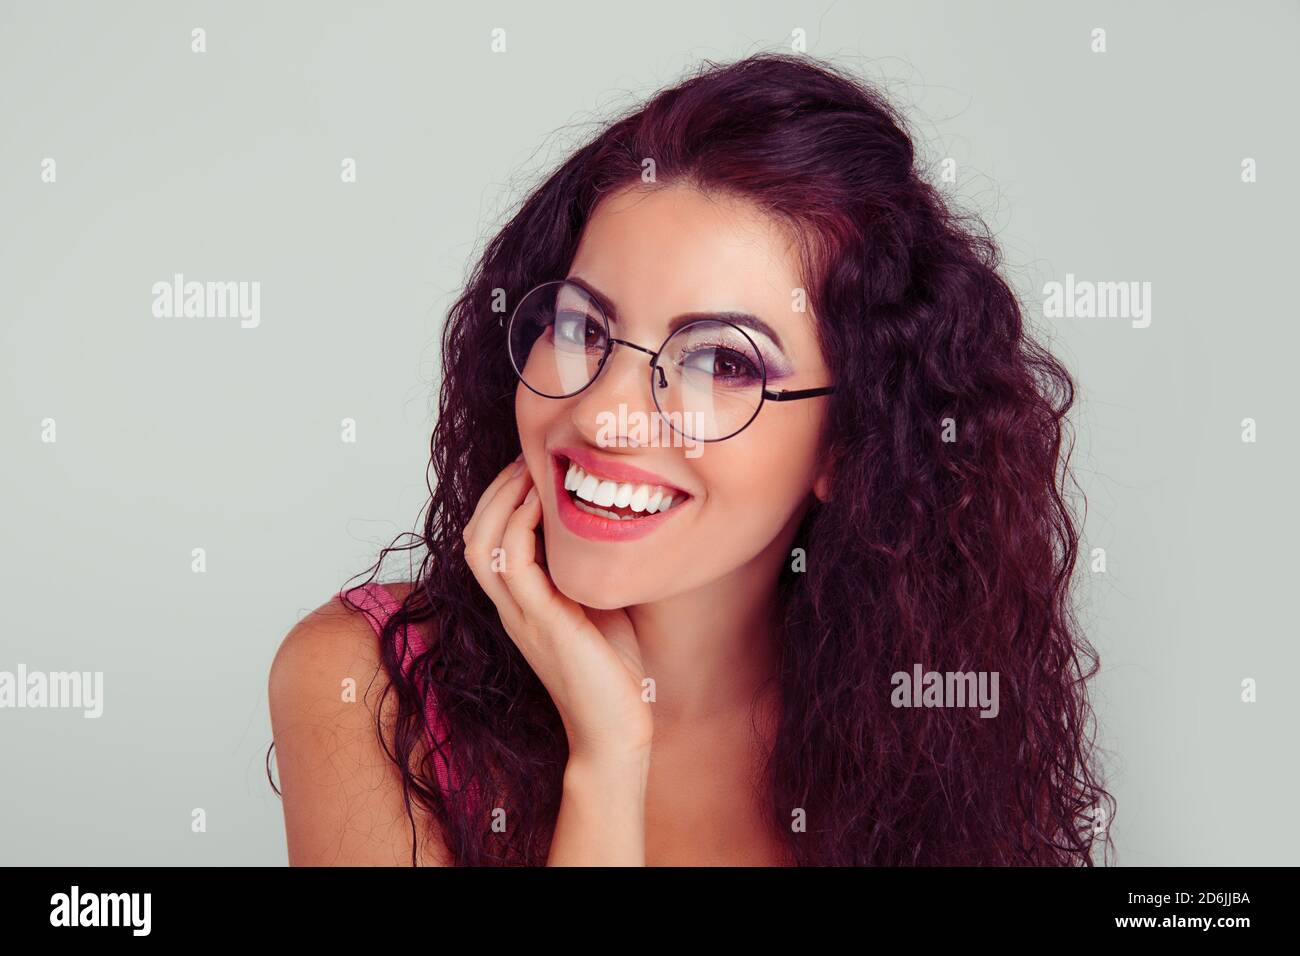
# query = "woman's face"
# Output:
<box><xmin>516</xmin><ymin>182</ymin><xmax>835</xmax><ymax>609</ymax></box>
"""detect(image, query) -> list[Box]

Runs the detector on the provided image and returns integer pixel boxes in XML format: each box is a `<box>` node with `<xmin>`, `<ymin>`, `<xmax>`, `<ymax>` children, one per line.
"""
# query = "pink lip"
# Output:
<box><xmin>549</xmin><ymin>450</ymin><xmax>691</xmax><ymax>542</ymax></box>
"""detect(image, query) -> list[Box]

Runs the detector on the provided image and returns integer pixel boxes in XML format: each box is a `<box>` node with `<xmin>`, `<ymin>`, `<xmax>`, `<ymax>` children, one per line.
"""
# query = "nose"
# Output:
<box><xmin>569</xmin><ymin>340</ymin><xmax>659</xmax><ymax>448</ymax></box>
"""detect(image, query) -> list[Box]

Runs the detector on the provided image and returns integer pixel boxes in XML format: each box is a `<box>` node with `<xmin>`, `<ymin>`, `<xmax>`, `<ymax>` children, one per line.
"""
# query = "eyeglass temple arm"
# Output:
<box><xmin>761</xmin><ymin>386</ymin><xmax>836</xmax><ymax>401</ymax></box>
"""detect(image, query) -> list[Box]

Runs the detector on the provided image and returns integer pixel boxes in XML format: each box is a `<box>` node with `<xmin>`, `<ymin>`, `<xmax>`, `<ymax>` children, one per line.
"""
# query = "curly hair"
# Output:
<box><xmin>274</xmin><ymin>52</ymin><xmax>1115</xmax><ymax>865</ymax></box>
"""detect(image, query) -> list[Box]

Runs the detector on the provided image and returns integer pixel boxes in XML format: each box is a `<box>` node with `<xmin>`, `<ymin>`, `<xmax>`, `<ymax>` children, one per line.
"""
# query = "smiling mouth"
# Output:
<box><xmin>555</xmin><ymin>454</ymin><xmax>691</xmax><ymax>521</ymax></box>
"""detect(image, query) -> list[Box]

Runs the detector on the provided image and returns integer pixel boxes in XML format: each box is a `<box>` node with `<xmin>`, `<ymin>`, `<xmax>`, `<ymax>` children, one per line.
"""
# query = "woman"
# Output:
<box><xmin>268</xmin><ymin>52</ymin><xmax>1114</xmax><ymax>866</ymax></box>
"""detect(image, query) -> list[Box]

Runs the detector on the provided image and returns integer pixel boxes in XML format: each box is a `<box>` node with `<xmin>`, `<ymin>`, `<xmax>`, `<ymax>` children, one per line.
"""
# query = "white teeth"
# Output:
<box><xmin>576</xmin><ymin>473</ymin><xmax>599</xmax><ymax>500</ymax></box>
<box><xmin>593</xmin><ymin>479</ymin><xmax>618</xmax><ymax>507</ymax></box>
<box><xmin>562</xmin><ymin>458</ymin><xmax>685</xmax><ymax>517</ymax></box>
<box><xmin>573</xmin><ymin>499</ymin><xmax>638</xmax><ymax>521</ymax></box>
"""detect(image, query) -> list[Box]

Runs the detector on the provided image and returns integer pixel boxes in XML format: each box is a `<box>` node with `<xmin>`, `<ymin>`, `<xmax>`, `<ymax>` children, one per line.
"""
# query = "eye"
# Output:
<box><xmin>682</xmin><ymin>345</ymin><xmax>763</xmax><ymax>383</ymax></box>
<box><xmin>554</xmin><ymin>310</ymin><xmax>606</xmax><ymax>351</ymax></box>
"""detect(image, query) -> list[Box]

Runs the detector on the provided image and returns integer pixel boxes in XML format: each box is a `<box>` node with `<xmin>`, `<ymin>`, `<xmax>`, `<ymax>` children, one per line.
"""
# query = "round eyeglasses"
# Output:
<box><xmin>505</xmin><ymin>279</ymin><xmax>835</xmax><ymax>442</ymax></box>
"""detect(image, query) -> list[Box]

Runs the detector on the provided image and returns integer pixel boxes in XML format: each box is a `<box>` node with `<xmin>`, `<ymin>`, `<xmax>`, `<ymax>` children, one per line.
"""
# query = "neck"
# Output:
<box><xmin>624</xmin><ymin>505</ymin><xmax>805</xmax><ymax>732</ymax></box>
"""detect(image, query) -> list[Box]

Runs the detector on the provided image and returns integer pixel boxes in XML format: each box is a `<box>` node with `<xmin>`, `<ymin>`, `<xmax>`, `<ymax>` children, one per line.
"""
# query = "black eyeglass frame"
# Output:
<box><xmin>505</xmin><ymin>279</ymin><xmax>836</xmax><ymax>443</ymax></box>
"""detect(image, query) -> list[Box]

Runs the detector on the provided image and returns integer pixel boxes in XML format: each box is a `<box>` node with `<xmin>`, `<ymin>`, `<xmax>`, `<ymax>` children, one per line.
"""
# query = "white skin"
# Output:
<box><xmin>462</xmin><ymin>182</ymin><xmax>836</xmax><ymax>865</ymax></box>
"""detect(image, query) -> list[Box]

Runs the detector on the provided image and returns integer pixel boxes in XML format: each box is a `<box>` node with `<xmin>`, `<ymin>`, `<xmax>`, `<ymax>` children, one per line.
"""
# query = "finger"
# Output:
<box><xmin>463</xmin><ymin>470</ymin><xmax>533</xmax><ymax>624</ymax></box>
<box><xmin>467</xmin><ymin>477</ymin><xmax>570</xmax><ymax>680</ymax></box>
<box><xmin>463</xmin><ymin>453</ymin><xmax>526</xmax><ymax>545</ymax></box>
<box><xmin>463</xmin><ymin>452</ymin><xmax>524</xmax><ymax>539</ymax></box>
<box><xmin>469</xmin><ymin>466</ymin><xmax>533</xmax><ymax>565</ymax></box>
<box><xmin>463</xmin><ymin>537</ymin><xmax>525</xmax><ymax>628</ymax></box>
<box><xmin>498</xmin><ymin>486</ymin><xmax>581</xmax><ymax>634</ymax></box>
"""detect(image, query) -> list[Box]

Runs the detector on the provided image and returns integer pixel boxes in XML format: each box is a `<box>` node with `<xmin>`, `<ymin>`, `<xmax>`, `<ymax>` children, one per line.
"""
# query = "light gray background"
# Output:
<box><xmin>2</xmin><ymin>0</ymin><xmax>1296</xmax><ymax>865</ymax></box>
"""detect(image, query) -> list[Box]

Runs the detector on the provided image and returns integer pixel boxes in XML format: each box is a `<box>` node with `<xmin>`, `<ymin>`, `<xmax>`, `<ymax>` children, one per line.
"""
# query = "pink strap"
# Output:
<box><xmin>338</xmin><ymin>582</ymin><xmax>457</xmax><ymax>794</ymax></box>
<box><xmin>340</xmin><ymin>582</ymin><xmax>427</xmax><ymax>674</ymax></box>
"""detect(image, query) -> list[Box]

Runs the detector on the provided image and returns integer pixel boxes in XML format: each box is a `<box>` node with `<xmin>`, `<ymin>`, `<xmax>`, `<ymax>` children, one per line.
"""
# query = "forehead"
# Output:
<box><xmin>568</xmin><ymin>183</ymin><xmax>806</xmax><ymax>325</ymax></box>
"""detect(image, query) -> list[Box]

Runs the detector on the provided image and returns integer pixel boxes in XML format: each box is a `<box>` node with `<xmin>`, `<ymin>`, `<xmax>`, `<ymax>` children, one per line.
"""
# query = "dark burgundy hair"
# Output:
<box><xmin>283</xmin><ymin>52</ymin><xmax>1115</xmax><ymax>865</ymax></box>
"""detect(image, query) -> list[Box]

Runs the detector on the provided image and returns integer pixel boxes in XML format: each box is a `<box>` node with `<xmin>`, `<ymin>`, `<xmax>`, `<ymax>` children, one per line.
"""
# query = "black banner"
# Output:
<box><xmin>0</xmin><ymin>865</ymin><xmax>1286</xmax><ymax>941</ymax></box>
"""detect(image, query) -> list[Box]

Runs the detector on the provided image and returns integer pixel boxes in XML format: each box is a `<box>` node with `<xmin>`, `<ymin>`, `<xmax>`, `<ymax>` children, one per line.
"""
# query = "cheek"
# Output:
<box><xmin>514</xmin><ymin>387</ymin><xmax>564</xmax><ymax>499</ymax></box>
<box><xmin>701</xmin><ymin>419</ymin><xmax>821</xmax><ymax>517</ymax></box>
<box><xmin>681</xmin><ymin>426</ymin><xmax>821</xmax><ymax>575</ymax></box>
<box><xmin>515</xmin><ymin>384</ymin><xmax>554</xmax><ymax>449</ymax></box>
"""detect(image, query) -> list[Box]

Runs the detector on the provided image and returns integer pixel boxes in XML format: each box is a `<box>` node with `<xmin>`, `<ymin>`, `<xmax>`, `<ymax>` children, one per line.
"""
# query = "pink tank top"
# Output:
<box><xmin>339</xmin><ymin>582</ymin><xmax>459</xmax><ymax>793</ymax></box>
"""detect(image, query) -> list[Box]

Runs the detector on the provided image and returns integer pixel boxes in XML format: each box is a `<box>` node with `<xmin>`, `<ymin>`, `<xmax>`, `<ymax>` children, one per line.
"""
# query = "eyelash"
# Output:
<box><xmin>553</xmin><ymin>312</ymin><xmax>791</xmax><ymax>380</ymax></box>
<box><xmin>669</xmin><ymin>339</ymin><xmax>764</xmax><ymax>383</ymax></box>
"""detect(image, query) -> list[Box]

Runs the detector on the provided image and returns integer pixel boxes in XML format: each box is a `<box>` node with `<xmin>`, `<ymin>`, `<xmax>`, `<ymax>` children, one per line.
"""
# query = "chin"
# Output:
<box><xmin>547</xmin><ymin>559</ymin><xmax>640</xmax><ymax>610</ymax></box>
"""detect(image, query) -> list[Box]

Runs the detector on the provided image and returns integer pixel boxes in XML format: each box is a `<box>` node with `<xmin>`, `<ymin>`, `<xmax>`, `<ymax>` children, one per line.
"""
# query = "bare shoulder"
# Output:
<box><xmin>268</xmin><ymin>591</ymin><xmax>450</xmax><ymax>866</ymax></box>
<box><xmin>270</xmin><ymin>596</ymin><xmax>384</xmax><ymax>702</ymax></box>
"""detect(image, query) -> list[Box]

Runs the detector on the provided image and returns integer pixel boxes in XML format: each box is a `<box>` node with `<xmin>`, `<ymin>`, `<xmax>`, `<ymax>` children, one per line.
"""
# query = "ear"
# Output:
<box><xmin>812</xmin><ymin>446</ymin><xmax>838</xmax><ymax>503</ymax></box>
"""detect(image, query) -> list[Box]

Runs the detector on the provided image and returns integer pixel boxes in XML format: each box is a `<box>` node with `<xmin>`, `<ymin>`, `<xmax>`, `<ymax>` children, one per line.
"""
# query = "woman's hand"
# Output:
<box><xmin>462</xmin><ymin>455</ymin><xmax>654</xmax><ymax>763</ymax></box>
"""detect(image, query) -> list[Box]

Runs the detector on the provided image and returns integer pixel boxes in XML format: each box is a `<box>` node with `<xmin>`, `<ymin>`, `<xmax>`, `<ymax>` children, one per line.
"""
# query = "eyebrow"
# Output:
<box><xmin>565</xmin><ymin>274</ymin><xmax>787</xmax><ymax>352</ymax></box>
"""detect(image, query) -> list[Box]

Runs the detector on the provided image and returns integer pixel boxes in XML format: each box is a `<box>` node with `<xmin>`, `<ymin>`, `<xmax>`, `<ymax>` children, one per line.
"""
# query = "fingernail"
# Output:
<box><xmin>512</xmin><ymin>462</ymin><xmax>526</xmax><ymax>477</ymax></box>
<box><xmin>524</xmin><ymin>488</ymin><xmax>538</xmax><ymax>503</ymax></box>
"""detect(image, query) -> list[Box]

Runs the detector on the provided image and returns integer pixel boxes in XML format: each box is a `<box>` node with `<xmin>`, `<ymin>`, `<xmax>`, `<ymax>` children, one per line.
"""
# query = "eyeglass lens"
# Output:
<box><xmin>508</xmin><ymin>282</ymin><xmax>765</xmax><ymax>441</ymax></box>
